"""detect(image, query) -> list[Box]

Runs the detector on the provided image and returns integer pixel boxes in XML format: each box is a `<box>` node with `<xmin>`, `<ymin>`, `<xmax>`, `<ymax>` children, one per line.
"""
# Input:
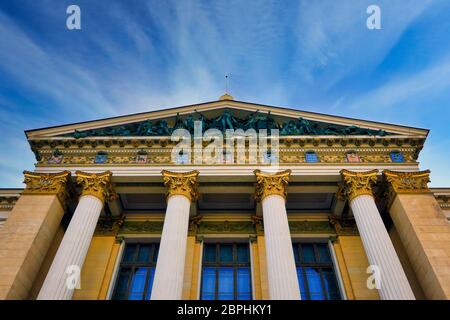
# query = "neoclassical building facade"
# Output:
<box><xmin>0</xmin><ymin>95</ymin><xmax>449</xmax><ymax>300</ymax></box>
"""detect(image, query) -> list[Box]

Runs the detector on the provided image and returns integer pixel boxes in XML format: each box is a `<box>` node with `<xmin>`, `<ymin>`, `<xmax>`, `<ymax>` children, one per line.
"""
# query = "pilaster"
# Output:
<box><xmin>0</xmin><ymin>171</ymin><xmax>71</xmax><ymax>299</ymax></box>
<box><xmin>383</xmin><ymin>170</ymin><xmax>450</xmax><ymax>299</ymax></box>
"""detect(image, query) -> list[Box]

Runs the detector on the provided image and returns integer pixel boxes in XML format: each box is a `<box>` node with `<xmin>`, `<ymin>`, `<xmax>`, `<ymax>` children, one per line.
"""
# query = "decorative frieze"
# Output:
<box><xmin>197</xmin><ymin>220</ymin><xmax>256</xmax><ymax>234</ymax></box>
<box><xmin>339</xmin><ymin>169</ymin><xmax>378</xmax><ymax>202</ymax></box>
<box><xmin>119</xmin><ymin>220</ymin><xmax>164</xmax><ymax>234</ymax></box>
<box><xmin>22</xmin><ymin>170</ymin><xmax>72</xmax><ymax>205</ymax></box>
<box><xmin>254</xmin><ymin>169</ymin><xmax>291</xmax><ymax>202</ymax></box>
<box><xmin>76</xmin><ymin>171</ymin><xmax>116</xmax><ymax>203</ymax></box>
<box><xmin>115</xmin><ymin>219</ymin><xmax>338</xmax><ymax>236</ymax></box>
<box><xmin>162</xmin><ymin>170</ymin><xmax>199</xmax><ymax>202</ymax></box>
<box><xmin>35</xmin><ymin>146</ymin><xmax>417</xmax><ymax>166</ymax></box>
<box><xmin>289</xmin><ymin>220</ymin><xmax>334</xmax><ymax>233</ymax></box>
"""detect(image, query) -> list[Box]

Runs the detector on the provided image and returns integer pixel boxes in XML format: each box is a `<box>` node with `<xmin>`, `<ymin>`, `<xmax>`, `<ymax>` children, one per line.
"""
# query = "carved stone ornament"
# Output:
<box><xmin>95</xmin><ymin>214</ymin><xmax>125</xmax><ymax>235</ymax></box>
<box><xmin>197</xmin><ymin>220</ymin><xmax>256</xmax><ymax>234</ymax></box>
<box><xmin>22</xmin><ymin>170</ymin><xmax>71</xmax><ymax>205</ymax></box>
<box><xmin>329</xmin><ymin>215</ymin><xmax>359</xmax><ymax>236</ymax></box>
<box><xmin>382</xmin><ymin>170</ymin><xmax>431</xmax><ymax>207</ymax></box>
<box><xmin>383</xmin><ymin>170</ymin><xmax>430</xmax><ymax>194</ymax></box>
<box><xmin>76</xmin><ymin>171</ymin><xmax>116</xmax><ymax>203</ymax></box>
<box><xmin>339</xmin><ymin>169</ymin><xmax>378</xmax><ymax>202</ymax></box>
<box><xmin>254</xmin><ymin>169</ymin><xmax>291</xmax><ymax>202</ymax></box>
<box><xmin>119</xmin><ymin>221</ymin><xmax>164</xmax><ymax>234</ymax></box>
<box><xmin>162</xmin><ymin>170</ymin><xmax>199</xmax><ymax>202</ymax></box>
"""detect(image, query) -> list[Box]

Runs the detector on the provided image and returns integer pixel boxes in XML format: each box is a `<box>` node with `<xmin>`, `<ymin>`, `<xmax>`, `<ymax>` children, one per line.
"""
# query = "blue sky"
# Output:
<box><xmin>0</xmin><ymin>0</ymin><xmax>449</xmax><ymax>187</ymax></box>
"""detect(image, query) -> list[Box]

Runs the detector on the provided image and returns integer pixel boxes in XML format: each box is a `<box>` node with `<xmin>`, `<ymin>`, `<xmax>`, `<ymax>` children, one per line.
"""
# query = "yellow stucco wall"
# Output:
<box><xmin>72</xmin><ymin>235</ymin><xmax>118</xmax><ymax>300</ymax></box>
<box><xmin>335</xmin><ymin>235</ymin><xmax>379</xmax><ymax>300</ymax></box>
<box><xmin>182</xmin><ymin>236</ymin><xmax>198</xmax><ymax>299</ymax></box>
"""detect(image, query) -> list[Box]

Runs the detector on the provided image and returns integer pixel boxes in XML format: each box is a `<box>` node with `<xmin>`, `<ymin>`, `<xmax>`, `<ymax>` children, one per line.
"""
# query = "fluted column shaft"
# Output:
<box><xmin>151</xmin><ymin>195</ymin><xmax>191</xmax><ymax>299</ymax></box>
<box><xmin>341</xmin><ymin>169</ymin><xmax>414</xmax><ymax>300</ymax></box>
<box><xmin>151</xmin><ymin>170</ymin><xmax>199</xmax><ymax>300</ymax></box>
<box><xmin>37</xmin><ymin>195</ymin><xmax>103</xmax><ymax>300</ymax></box>
<box><xmin>254</xmin><ymin>169</ymin><xmax>300</xmax><ymax>300</ymax></box>
<box><xmin>261</xmin><ymin>194</ymin><xmax>301</xmax><ymax>300</ymax></box>
<box><xmin>37</xmin><ymin>171</ymin><xmax>114</xmax><ymax>300</ymax></box>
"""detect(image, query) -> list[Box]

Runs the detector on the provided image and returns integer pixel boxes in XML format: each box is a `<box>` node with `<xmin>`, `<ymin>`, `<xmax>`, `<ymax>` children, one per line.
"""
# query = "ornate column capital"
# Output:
<box><xmin>339</xmin><ymin>169</ymin><xmax>378</xmax><ymax>202</ymax></box>
<box><xmin>383</xmin><ymin>170</ymin><xmax>430</xmax><ymax>194</ymax></box>
<box><xmin>75</xmin><ymin>171</ymin><xmax>115</xmax><ymax>204</ymax></box>
<box><xmin>162</xmin><ymin>170</ymin><xmax>199</xmax><ymax>202</ymax></box>
<box><xmin>22</xmin><ymin>170</ymin><xmax>72</xmax><ymax>206</ymax></box>
<box><xmin>382</xmin><ymin>170</ymin><xmax>431</xmax><ymax>206</ymax></box>
<box><xmin>254</xmin><ymin>169</ymin><xmax>291</xmax><ymax>202</ymax></box>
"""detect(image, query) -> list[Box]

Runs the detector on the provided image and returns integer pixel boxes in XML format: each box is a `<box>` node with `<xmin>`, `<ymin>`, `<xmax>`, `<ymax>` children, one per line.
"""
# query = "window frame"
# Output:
<box><xmin>293</xmin><ymin>241</ymin><xmax>342</xmax><ymax>300</ymax></box>
<box><xmin>111</xmin><ymin>242</ymin><xmax>160</xmax><ymax>300</ymax></box>
<box><xmin>200</xmin><ymin>242</ymin><xmax>253</xmax><ymax>300</ymax></box>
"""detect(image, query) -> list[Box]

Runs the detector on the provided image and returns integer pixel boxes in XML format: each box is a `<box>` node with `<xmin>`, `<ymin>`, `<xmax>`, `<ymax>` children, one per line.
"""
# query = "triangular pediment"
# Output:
<box><xmin>25</xmin><ymin>99</ymin><xmax>428</xmax><ymax>139</ymax></box>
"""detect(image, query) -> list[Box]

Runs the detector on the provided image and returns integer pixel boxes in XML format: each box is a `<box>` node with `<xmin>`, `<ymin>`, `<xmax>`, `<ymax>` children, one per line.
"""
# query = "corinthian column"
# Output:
<box><xmin>38</xmin><ymin>171</ymin><xmax>114</xmax><ymax>300</ymax></box>
<box><xmin>151</xmin><ymin>170</ymin><xmax>199</xmax><ymax>300</ymax></box>
<box><xmin>254</xmin><ymin>169</ymin><xmax>300</xmax><ymax>300</ymax></box>
<box><xmin>340</xmin><ymin>169</ymin><xmax>414</xmax><ymax>300</ymax></box>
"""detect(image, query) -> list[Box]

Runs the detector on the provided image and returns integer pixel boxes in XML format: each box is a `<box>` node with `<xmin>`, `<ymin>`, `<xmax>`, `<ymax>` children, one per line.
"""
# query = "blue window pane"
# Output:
<box><xmin>305</xmin><ymin>267</ymin><xmax>325</xmax><ymax>300</ymax></box>
<box><xmin>138</xmin><ymin>245</ymin><xmax>151</xmax><ymax>263</ymax></box>
<box><xmin>204</xmin><ymin>244</ymin><xmax>216</xmax><ymax>262</ymax></box>
<box><xmin>123</xmin><ymin>245</ymin><xmax>136</xmax><ymax>262</ymax></box>
<box><xmin>128</xmin><ymin>267</ymin><xmax>148</xmax><ymax>300</ymax></box>
<box><xmin>153</xmin><ymin>245</ymin><xmax>159</xmax><ymax>263</ymax></box>
<box><xmin>305</xmin><ymin>152</ymin><xmax>318</xmax><ymax>163</ymax></box>
<box><xmin>113</xmin><ymin>269</ymin><xmax>130</xmax><ymax>300</ymax></box>
<box><xmin>220</xmin><ymin>245</ymin><xmax>233</xmax><ymax>263</ymax></box>
<box><xmin>236</xmin><ymin>268</ymin><xmax>251</xmax><ymax>300</ymax></box>
<box><xmin>201</xmin><ymin>267</ymin><xmax>216</xmax><ymax>300</ymax></box>
<box><xmin>144</xmin><ymin>268</ymin><xmax>156</xmax><ymax>300</ymax></box>
<box><xmin>296</xmin><ymin>267</ymin><xmax>307</xmax><ymax>300</ymax></box>
<box><xmin>237</xmin><ymin>244</ymin><xmax>249</xmax><ymax>263</ymax></box>
<box><xmin>390</xmin><ymin>151</ymin><xmax>404</xmax><ymax>163</ymax></box>
<box><xmin>301</xmin><ymin>244</ymin><xmax>315</xmax><ymax>263</ymax></box>
<box><xmin>323</xmin><ymin>269</ymin><xmax>341</xmax><ymax>300</ymax></box>
<box><xmin>317</xmin><ymin>244</ymin><xmax>332</xmax><ymax>263</ymax></box>
<box><xmin>237</xmin><ymin>293</ymin><xmax>251</xmax><ymax>300</ymax></box>
<box><xmin>218</xmin><ymin>267</ymin><xmax>234</xmax><ymax>300</ymax></box>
